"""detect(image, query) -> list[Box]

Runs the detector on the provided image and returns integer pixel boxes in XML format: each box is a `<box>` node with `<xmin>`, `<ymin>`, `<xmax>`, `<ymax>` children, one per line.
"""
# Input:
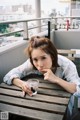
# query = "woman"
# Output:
<box><xmin>3</xmin><ymin>36</ymin><xmax>80</xmax><ymax>119</ymax></box>
<box><xmin>3</xmin><ymin>36</ymin><xmax>80</xmax><ymax>97</ymax></box>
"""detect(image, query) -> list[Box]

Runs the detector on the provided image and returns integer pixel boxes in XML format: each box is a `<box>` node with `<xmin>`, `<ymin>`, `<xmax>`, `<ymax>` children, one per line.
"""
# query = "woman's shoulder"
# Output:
<box><xmin>58</xmin><ymin>54</ymin><xmax>70</xmax><ymax>63</ymax></box>
<box><xmin>58</xmin><ymin>54</ymin><xmax>70</xmax><ymax>61</ymax></box>
<box><xmin>58</xmin><ymin>54</ymin><xmax>75</xmax><ymax>67</ymax></box>
<box><xmin>22</xmin><ymin>58</ymin><xmax>32</xmax><ymax>66</ymax></box>
<box><xmin>21</xmin><ymin>58</ymin><xmax>33</xmax><ymax>69</ymax></box>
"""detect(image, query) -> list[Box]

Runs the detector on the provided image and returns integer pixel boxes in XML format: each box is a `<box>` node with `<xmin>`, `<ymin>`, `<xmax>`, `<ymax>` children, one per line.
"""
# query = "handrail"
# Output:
<box><xmin>0</xmin><ymin>16</ymin><xmax>80</xmax><ymax>24</ymax></box>
<box><xmin>0</xmin><ymin>24</ymin><xmax>48</xmax><ymax>37</ymax></box>
<box><xmin>0</xmin><ymin>17</ymin><xmax>50</xmax><ymax>39</ymax></box>
<box><xmin>0</xmin><ymin>29</ymin><xmax>24</xmax><ymax>37</ymax></box>
<box><xmin>0</xmin><ymin>17</ymin><xmax>51</xmax><ymax>24</ymax></box>
<box><xmin>52</xmin><ymin>16</ymin><xmax>80</xmax><ymax>19</ymax></box>
<box><xmin>0</xmin><ymin>16</ymin><xmax>80</xmax><ymax>40</ymax></box>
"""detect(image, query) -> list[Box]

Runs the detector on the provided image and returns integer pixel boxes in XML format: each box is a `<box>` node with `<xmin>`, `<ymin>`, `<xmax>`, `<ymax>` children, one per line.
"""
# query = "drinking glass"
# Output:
<box><xmin>26</xmin><ymin>79</ymin><xmax>39</xmax><ymax>95</ymax></box>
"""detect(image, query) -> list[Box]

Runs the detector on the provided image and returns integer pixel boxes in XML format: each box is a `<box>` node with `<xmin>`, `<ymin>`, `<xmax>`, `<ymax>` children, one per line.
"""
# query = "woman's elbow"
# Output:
<box><xmin>70</xmin><ymin>83</ymin><xmax>77</xmax><ymax>94</ymax></box>
<box><xmin>3</xmin><ymin>76</ymin><xmax>12</xmax><ymax>85</ymax></box>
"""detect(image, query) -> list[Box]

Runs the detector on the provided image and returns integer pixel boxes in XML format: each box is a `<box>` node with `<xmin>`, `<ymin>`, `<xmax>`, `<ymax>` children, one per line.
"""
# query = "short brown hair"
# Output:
<box><xmin>25</xmin><ymin>36</ymin><xmax>58</xmax><ymax>73</ymax></box>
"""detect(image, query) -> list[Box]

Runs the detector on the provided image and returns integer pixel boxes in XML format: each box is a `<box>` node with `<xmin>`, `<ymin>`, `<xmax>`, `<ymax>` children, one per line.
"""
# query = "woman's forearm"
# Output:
<box><xmin>12</xmin><ymin>78</ymin><xmax>24</xmax><ymax>89</ymax></box>
<box><xmin>55</xmin><ymin>77</ymin><xmax>77</xmax><ymax>94</ymax></box>
<box><xmin>12</xmin><ymin>78</ymin><xmax>33</xmax><ymax>96</ymax></box>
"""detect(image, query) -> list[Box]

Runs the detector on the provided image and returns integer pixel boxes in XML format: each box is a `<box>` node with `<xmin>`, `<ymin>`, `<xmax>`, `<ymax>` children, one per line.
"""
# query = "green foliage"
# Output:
<box><xmin>14</xmin><ymin>32</ymin><xmax>22</xmax><ymax>37</ymax></box>
<box><xmin>0</xmin><ymin>23</ymin><xmax>9</xmax><ymax>33</ymax></box>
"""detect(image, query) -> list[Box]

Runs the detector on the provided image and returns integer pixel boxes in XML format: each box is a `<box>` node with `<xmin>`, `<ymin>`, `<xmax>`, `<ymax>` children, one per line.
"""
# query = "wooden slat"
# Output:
<box><xmin>38</xmin><ymin>88</ymin><xmax>71</xmax><ymax>98</ymax></box>
<box><xmin>0</xmin><ymin>81</ymin><xmax>71</xmax><ymax>120</ymax></box>
<box><xmin>58</xmin><ymin>49</ymin><xmax>76</xmax><ymax>54</ymax></box>
<box><xmin>0</xmin><ymin>83</ymin><xmax>71</xmax><ymax>98</ymax></box>
<box><xmin>0</xmin><ymin>82</ymin><xmax>71</xmax><ymax>98</ymax></box>
<box><xmin>0</xmin><ymin>82</ymin><xmax>65</xmax><ymax>91</ymax></box>
<box><xmin>0</xmin><ymin>95</ymin><xmax>66</xmax><ymax>114</ymax></box>
<box><xmin>57</xmin><ymin>49</ymin><xmax>76</xmax><ymax>61</ymax></box>
<box><xmin>0</xmin><ymin>103</ymin><xmax>63</xmax><ymax>120</ymax></box>
<box><xmin>0</xmin><ymin>88</ymin><xmax>69</xmax><ymax>105</ymax></box>
<box><xmin>39</xmin><ymin>82</ymin><xmax>65</xmax><ymax>90</ymax></box>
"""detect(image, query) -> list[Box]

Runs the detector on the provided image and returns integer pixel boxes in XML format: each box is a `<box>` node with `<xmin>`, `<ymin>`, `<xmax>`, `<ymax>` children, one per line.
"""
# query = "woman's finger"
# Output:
<box><xmin>27</xmin><ymin>91</ymin><xmax>33</xmax><ymax>96</ymax></box>
<box><xmin>25</xmin><ymin>84</ymin><xmax>33</xmax><ymax>96</ymax></box>
<box><xmin>22</xmin><ymin>91</ymin><xmax>26</xmax><ymax>97</ymax></box>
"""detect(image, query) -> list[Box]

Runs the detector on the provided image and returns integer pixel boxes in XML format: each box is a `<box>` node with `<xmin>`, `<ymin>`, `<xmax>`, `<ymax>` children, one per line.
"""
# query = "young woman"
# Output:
<box><xmin>3</xmin><ymin>36</ymin><xmax>80</xmax><ymax>97</ymax></box>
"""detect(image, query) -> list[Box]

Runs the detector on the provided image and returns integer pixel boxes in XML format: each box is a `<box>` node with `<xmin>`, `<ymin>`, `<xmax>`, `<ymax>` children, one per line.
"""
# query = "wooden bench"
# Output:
<box><xmin>0</xmin><ymin>77</ymin><xmax>71</xmax><ymax>120</ymax></box>
<box><xmin>57</xmin><ymin>49</ymin><xmax>76</xmax><ymax>61</ymax></box>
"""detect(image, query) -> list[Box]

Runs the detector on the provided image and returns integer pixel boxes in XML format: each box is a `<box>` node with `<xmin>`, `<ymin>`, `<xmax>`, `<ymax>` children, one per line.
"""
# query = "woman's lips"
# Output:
<box><xmin>39</xmin><ymin>69</ymin><xmax>45</xmax><ymax>74</ymax></box>
<box><xmin>38</xmin><ymin>69</ymin><xmax>43</xmax><ymax>72</ymax></box>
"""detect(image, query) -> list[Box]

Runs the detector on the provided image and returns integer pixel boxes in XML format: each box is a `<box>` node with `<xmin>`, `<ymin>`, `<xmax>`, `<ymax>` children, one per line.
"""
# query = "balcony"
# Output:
<box><xmin>0</xmin><ymin>16</ymin><xmax>80</xmax><ymax>83</ymax></box>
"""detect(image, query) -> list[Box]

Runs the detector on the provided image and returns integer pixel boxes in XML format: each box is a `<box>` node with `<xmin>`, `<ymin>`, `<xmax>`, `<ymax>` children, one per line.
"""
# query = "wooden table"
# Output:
<box><xmin>0</xmin><ymin>77</ymin><xmax>71</xmax><ymax>120</ymax></box>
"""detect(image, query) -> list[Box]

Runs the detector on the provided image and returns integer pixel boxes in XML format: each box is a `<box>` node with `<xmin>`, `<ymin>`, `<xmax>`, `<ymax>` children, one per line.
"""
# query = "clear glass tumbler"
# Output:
<box><xmin>26</xmin><ymin>79</ymin><xmax>39</xmax><ymax>95</ymax></box>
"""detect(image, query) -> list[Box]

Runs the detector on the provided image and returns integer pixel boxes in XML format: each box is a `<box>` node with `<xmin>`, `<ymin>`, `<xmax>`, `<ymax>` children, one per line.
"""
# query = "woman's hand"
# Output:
<box><xmin>12</xmin><ymin>78</ymin><xmax>33</xmax><ymax>97</ymax></box>
<box><xmin>21</xmin><ymin>81</ymin><xmax>33</xmax><ymax>97</ymax></box>
<box><xmin>43</xmin><ymin>69</ymin><xmax>58</xmax><ymax>83</ymax></box>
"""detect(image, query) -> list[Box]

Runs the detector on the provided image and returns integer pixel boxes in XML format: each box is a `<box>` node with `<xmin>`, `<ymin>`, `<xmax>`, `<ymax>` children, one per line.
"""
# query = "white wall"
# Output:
<box><xmin>0</xmin><ymin>40</ymin><xmax>27</xmax><ymax>83</ymax></box>
<box><xmin>54</xmin><ymin>30</ymin><xmax>80</xmax><ymax>49</ymax></box>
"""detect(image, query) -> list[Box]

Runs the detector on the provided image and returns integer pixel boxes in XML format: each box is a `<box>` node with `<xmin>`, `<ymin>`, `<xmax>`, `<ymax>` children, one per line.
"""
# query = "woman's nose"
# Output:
<box><xmin>38</xmin><ymin>61</ymin><xmax>43</xmax><ymax>67</ymax></box>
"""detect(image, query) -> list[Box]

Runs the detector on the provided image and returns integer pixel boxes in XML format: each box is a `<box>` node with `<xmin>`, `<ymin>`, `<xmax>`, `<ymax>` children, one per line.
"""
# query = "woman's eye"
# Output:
<box><xmin>42</xmin><ymin>57</ymin><xmax>46</xmax><ymax>60</ymax></box>
<box><xmin>33</xmin><ymin>59</ymin><xmax>37</xmax><ymax>62</ymax></box>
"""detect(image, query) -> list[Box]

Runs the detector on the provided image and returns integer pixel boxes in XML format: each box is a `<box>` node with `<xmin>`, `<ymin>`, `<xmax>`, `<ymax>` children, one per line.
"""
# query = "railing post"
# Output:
<box><xmin>48</xmin><ymin>19</ymin><xmax>57</xmax><ymax>39</ymax></box>
<box><xmin>23</xmin><ymin>22</ymin><xmax>29</xmax><ymax>40</ymax></box>
<box><xmin>50</xmin><ymin>18</ymin><xmax>57</xmax><ymax>30</ymax></box>
<box><xmin>48</xmin><ymin>21</ymin><xmax>51</xmax><ymax>39</ymax></box>
<box><xmin>54</xmin><ymin>18</ymin><xmax>57</xmax><ymax>30</ymax></box>
<box><xmin>35</xmin><ymin>0</ymin><xmax>41</xmax><ymax>33</ymax></box>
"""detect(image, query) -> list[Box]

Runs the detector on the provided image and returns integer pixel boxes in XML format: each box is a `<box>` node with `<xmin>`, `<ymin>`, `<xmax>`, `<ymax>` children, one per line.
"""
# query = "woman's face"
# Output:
<box><xmin>31</xmin><ymin>48</ymin><xmax>52</xmax><ymax>73</ymax></box>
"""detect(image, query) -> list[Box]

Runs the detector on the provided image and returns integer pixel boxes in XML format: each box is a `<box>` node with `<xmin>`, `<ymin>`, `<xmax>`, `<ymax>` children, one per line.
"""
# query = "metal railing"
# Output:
<box><xmin>51</xmin><ymin>16</ymin><xmax>80</xmax><ymax>30</ymax></box>
<box><xmin>0</xmin><ymin>17</ymin><xmax>51</xmax><ymax>40</ymax></box>
<box><xmin>0</xmin><ymin>16</ymin><xmax>80</xmax><ymax>40</ymax></box>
